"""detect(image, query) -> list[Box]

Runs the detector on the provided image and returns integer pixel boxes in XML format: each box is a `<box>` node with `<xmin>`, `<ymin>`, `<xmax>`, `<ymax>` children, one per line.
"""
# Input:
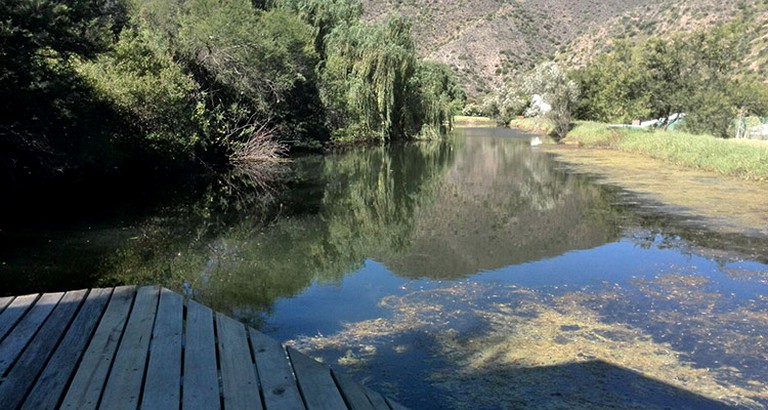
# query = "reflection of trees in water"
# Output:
<box><xmin>102</xmin><ymin>132</ymin><xmax>768</xmax><ymax>324</ymax></box>
<box><xmin>381</xmin><ymin>136</ymin><xmax>624</xmax><ymax>279</ymax></box>
<box><xmin>103</xmin><ymin>140</ymin><xmax>455</xmax><ymax>322</ymax></box>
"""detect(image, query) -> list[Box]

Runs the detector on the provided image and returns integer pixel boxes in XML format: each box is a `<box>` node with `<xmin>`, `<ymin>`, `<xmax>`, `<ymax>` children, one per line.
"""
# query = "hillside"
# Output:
<box><xmin>361</xmin><ymin>0</ymin><xmax>768</xmax><ymax>98</ymax></box>
<box><xmin>556</xmin><ymin>0</ymin><xmax>768</xmax><ymax>71</ymax></box>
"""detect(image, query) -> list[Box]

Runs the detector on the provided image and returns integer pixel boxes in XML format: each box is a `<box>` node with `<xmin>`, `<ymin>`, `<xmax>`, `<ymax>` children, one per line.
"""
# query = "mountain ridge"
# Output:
<box><xmin>361</xmin><ymin>0</ymin><xmax>768</xmax><ymax>98</ymax></box>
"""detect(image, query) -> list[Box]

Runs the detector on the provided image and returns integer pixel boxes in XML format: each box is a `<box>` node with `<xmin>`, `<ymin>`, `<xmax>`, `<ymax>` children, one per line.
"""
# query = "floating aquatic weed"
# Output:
<box><xmin>431</xmin><ymin>287</ymin><xmax>766</xmax><ymax>409</ymax></box>
<box><xmin>287</xmin><ymin>280</ymin><xmax>768</xmax><ymax>409</ymax></box>
<box><xmin>722</xmin><ymin>268</ymin><xmax>768</xmax><ymax>285</ymax></box>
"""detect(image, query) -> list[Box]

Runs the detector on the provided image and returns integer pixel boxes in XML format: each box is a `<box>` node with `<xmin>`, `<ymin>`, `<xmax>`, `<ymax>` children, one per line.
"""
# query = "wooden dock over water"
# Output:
<box><xmin>0</xmin><ymin>286</ymin><xmax>407</xmax><ymax>410</ymax></box>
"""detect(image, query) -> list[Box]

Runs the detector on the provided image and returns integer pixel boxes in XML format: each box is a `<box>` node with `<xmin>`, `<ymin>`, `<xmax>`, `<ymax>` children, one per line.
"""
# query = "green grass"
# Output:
<box><xmin>616</xmin><ymin>131</ymin><xmax>768</xmax><ymax>181</ymax></box>
<box><xmin>508</xmin><ymin>117</ymin><xmax>553</xmax><ymax>134</ymax></box>
<box><xmin>519</xmin><ymin>120</ymin><xmax>768</xmax><ymax>181</ymax></box>
<box><xmin>453</xmin><ymin>115</ymin><xmax>499</xmax><ymax>128</ymax></box>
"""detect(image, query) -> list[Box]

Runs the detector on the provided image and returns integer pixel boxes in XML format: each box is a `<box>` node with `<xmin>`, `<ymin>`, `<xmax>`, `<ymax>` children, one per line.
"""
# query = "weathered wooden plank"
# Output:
<box><xmin>99</xmin><ymin>285</ymin><xmax>160</xmax><ymax>410</ymax></box>
<box><xmin>1</xmin><ymin>285</ymin><xmax>399</xmax><ymax>410</ymax></box>
<box><xmin>0</xmin><ymin>294</ymin><xmax>41</xmax><ymax>344</ymax></box>
<box><xmin>141</xmin><ymin>288</ymin><xmax>183</xmax><ymax>410</ymax></box>
<box><xmin>60</xmin><ymin>286</ymin><xmax>135</xmax><ymax>410</ymax></box>
<box><xmin>0</xmin><ymin>290</ymin><xmax>87</xmax><ymax>409</ymax></box>
<box><xmin>0</xmin><ymin>296</ymin><xmax>13</xmax><ymax>315</ymax></box>
<box><xmin>216</xmin><ymin>312</ymin><xmax>262</xmax><ymax>410</ymax></box>
<box><xmin>22</xmin><ymin>288</ymin><xmax>113</xmax><ymax>410</ymax></box>
<box><xmin>332</xmin><ymin>370</ymin><xmax>375</xmax><ymax>410</ymax></box>
<box><xmin>288</xmin><ymin>347</ymin><xmax>348</xmax><ymax>410</ymax></box>
<box><xmin>0</xmin><ymin>292</ymin><xmax>63</xmax><ymax>376</ymax></box>
<box><xmin>363</xmin><ymin>387</ymin><xmax>390</xmax><ymax>410</ymax></box>
<box><xmin>248</xmin><ymin>328</ymin><xmax>305</xmax><ymax>410</ymax></box>
<box><xmin>182</xmin><ymin>300</ymin><xmax>220</xmax><ymax>410</ymax></box>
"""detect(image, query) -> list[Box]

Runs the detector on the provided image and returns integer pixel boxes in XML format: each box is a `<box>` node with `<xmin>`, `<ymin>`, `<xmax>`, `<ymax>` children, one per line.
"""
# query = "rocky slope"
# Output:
<box><xmin>360</xmin><ymin>0</ymin><xmax>768</xmax><ymax>98</ymax></box>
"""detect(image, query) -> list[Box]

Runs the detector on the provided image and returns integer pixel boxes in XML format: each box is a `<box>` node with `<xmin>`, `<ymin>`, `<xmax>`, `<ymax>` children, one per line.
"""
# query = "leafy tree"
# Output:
<box><xmin>76</xmin><ymin>27</ymin><xmax>199</xmax><ymax>162</ymax></box>
<box><xmin>575</xmin><ymin>21</ymin><xmax>768</xmax><ymax>138</ymax></box>
<box><xmin>522</xmin><ymin>62</ymin><xmax>579</xmax><ymax>141</ymax></box>
<box><xmin>476</xmin><ymin>87</ymin><xmax>527</xmax><ymax>125</ymax></box>
<box><xmin>137</xmin><ymin>0</ymin><xmax>323</xmax><ymax>150</ymax></box>
<box><xmin>573</xmin><ymin>42</ymin><xmax>652</xmax><ymax>123</ymax></box>
<box><xmin>321</xmin><ymin>16</ymin><xmax>420</xmax><ymax>141</ymax></box>
<box><xmin>412</xmin><ymin>61</ymin><xmax>466</xmax><ymax>135</ymax></box>
<box><xmin>0</xmin><ymin>0</ymin><xmax>127</xmax><ymax>186</ymax></box>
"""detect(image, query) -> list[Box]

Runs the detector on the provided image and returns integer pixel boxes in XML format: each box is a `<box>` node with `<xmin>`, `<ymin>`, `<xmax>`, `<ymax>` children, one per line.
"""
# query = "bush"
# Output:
<box><xmin>522</xmin><ymin>63</ymin><xmax>579</xmax><ymax>141</ymax></box>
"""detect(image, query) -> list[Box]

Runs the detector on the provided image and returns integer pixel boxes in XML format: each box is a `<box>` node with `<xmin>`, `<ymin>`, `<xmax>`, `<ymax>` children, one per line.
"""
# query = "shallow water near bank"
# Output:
<box><xmin>2</xmin><ymin>128</ymin><xmax>767</xmax><ymax>409</ymax></box>
<box><xmin>545</xmin><ymin>145</ymin><xmax>768</xmax><ymax>237</ymax></box>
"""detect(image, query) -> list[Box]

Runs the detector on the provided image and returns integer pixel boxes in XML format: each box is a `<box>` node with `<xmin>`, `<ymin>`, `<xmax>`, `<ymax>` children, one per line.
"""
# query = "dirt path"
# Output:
<box><xmin>544</xmin><ymin>146</ymin><xmax>768</xmax><ymax>237</ymax></box>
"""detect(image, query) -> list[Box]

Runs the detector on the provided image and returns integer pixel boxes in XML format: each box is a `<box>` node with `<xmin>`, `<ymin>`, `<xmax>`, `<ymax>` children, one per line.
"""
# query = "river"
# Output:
<box><xmin>2</xmin><ymin>128</ymin><xmax>767</xmax><ymax>409</ymax></box>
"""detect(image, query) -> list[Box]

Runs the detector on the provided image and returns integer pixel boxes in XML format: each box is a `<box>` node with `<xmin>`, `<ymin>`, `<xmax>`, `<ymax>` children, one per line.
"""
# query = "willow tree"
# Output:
<box><xmin>412</xmin><ymin>61</ymin><xmax>466</xmax><ymax>136</ymax></box>
<box><xmin>276</xmin><ymin>0</ymin><xmax>362</xmax><ymax>55</ymax></box>
<box><xmin>322</xmin><ymin>16</ymin><xmax>421</xmax><ymax>141</ymax></box>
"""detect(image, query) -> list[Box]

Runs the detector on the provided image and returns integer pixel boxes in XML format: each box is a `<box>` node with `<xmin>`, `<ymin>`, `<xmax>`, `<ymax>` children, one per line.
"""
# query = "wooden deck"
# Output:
<box><xmin>0</xmin><ymin>286</ymin><xmax>408</xmax><ymax>410</ymax></box>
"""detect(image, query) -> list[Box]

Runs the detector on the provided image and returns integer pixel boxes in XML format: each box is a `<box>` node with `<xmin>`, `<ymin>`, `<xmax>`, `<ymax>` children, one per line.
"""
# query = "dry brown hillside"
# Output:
<box><xmin>556</xmin><ymin>0</ymin><xmax>768</xmax><ymax>71</ymax></box>
<box><xmin>361</xmin><ymin>0</ymin><xmax>768</xmax><ymax>98</ymax></box>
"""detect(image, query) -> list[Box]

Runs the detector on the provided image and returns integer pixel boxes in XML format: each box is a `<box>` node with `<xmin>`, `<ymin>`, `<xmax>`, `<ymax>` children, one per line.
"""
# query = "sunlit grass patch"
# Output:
<box><xmin>453</xmin><ymin>115</ymin><xmax>498</xmax><ymax>128</ymax></box>
<box><xmin>509</xmin><ymin>117</ymin><xmax>553</xmax><ymax>134</ymax></box>
<box><xmin>561</xmin><ymin>122</ymin><xmax>768</xmax><ymax>181</ymax></box>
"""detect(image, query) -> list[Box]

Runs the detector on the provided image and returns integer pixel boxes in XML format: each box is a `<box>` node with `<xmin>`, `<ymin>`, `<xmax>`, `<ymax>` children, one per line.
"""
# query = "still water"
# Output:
<box><xmin>2</xmin><ymin>128</ymin><xmax>767</xmax><ymax>409</ymax></box>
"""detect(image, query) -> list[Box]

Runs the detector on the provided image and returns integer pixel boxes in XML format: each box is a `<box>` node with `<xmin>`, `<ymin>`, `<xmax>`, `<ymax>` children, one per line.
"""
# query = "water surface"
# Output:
<box><xmin>2</xmin><ymin>128</ymin><xmax>767</xmax><ymax>409</ymax></box>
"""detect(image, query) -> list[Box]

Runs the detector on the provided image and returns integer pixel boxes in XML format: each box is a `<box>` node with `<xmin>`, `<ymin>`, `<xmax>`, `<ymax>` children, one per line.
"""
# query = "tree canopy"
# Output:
<box><xmin>0</xmin><ymin>0</ymin><xmax>465</xmax><ymax>195</ymax></box>
<box><xmin>574</xmin><ymin>22</ymin><xmax>768</xmax><ymax>137</ymax></box>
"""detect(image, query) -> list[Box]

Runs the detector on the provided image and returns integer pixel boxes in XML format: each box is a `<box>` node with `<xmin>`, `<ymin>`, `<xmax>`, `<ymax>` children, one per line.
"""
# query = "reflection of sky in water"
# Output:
<box><xmin>269</xmin><ymin>236</ymin><xmax>768</xmax><ymax>409</ymax></box>
<box><xmin>268</xmin><ymin>238</ymin><xmax>768</xmax><ymax>339</ymax></box>
<box><xmin>4</xmin><ymin>128</ymin><xmax>767</xmax><ymax>409</ymax></box>
<box><xmin>478</xmin><ymin>238</ymin><xmax>766</xmax><ymax>301</ymax></box>
<box><xmin>264</xmin><ymin>260</ymin><xmax>407</xmax><ymax>340</ymax></box>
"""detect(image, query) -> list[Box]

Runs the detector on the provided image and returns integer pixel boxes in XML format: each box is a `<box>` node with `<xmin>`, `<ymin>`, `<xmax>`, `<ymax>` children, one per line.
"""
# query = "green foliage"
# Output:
<box><xmin>77</xmin><ymin>28</ymin><xmax>199</xmax><ymax>161</ymax></box>
<box><xmin>2</xmin><ymin>0</ymin><xmax>468</xmax><ymax>194</ymax></box>
<box><xmin>522</xmin><ymin>63</ymin><xmax>579</xmax><ymax>141</ymax></box>
<box><xmin>412</xmin><ymin>61</ymin><xmax>467</xmax><ymax>135</ymax></box>
<box><xmin>321</xmin><ymin>16</ymin><xmax>419</xmax><ymax>142</ymax></box>
<box><xmin>575</xmin><ymin>22</ymin><xmax>768</xmax><ymax>138</ymax></box>
<box><xmin>572</xmin><ymin>42</ymin><xmax>652</xmax><ymax>123</ymax></box>
<box><xmin>564</xmin><ymin>122</ymin><xmax>768</xmax><ymax>180</ymax></box>
<box><xmin>0</xmin><ymin>0</ymin><xmax>127</xmax><ymax>181</ymax></box>
<box><xmin>476</xmin><ymin>89</ymin><xmax>528</xmax><ymax>125</ymax></box>
<box><xmin>277</xmin><ymin>0</ymin><xmax>362</xmax><ymax>54</ymax></box>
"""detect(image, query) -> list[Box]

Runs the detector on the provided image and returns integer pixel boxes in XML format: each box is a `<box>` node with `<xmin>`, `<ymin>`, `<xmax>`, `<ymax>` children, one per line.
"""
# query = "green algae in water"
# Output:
<box><xmin>289</xmin><ymin>266</ymin><xmax>768</xmax><ymax>409</ymax></box>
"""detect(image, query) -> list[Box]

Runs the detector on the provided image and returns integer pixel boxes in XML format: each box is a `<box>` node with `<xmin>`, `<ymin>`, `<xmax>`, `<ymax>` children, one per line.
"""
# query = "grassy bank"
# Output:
<box><xmin>508</xmin><ymin>117</ymin><xmax>552</xmax><ymax>134</ymax></box>
<box><xmin>511</xmin><ymin>119</ymin><xmax>768</xmax><ymax>181</ymax></box>
<box><xmin>453</xmin><ymin>115</ymin><xmax>499</xmax><ymax>128</ymax></box>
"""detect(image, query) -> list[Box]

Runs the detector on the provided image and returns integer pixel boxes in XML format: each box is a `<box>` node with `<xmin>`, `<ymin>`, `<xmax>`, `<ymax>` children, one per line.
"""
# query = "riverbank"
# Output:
<box><xmin>506</xmin><ymin>118</ymin><xmax>768</xmax><ymax>237</ymax></box>
<box><xmin>545</xmin><ymin>146</ymin><xmax>768</xmax><ymax>237</ymax></box>
<box><xmin>510</xmin><ymin>119</ymin><xmax>768</xmax><ymax>181</ymax></box>
<box><xmin>453</xmin><ymin>115</ymin><xmax>498</xmax><ymax>128</ymax></box>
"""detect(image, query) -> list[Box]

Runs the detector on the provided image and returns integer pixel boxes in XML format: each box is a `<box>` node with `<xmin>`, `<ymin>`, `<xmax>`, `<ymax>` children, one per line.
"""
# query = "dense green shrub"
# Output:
<box><xmin>574</xmin><ymin>23</ymin><xmax>768</xmax><ymax>138</ymax></box>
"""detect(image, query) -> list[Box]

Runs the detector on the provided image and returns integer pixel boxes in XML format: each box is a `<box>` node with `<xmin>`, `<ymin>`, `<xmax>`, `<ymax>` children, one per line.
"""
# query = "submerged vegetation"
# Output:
<box><xmin>0</xmin><ymin>0</ymin><xmax>465</xmax><ymax>206</ymax></box>
<box><xmin>290</xmin><ymin>269</ymin><xmax>768</xmax><ymax>409</ymax></box>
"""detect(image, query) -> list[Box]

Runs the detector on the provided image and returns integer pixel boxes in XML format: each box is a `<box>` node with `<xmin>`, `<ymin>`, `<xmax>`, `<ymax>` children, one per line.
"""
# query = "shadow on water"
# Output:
<box><xmin>446</xmin><ymin>359</ymin><xmax>734</xmax><ymax>410</ymax></box>
<box><xmin>2</xmin><ymin>127</ymin><xmax>768</xmax><ymax>409</ymax></box>
<box><xmin>291</xmin><ymin>273</ymin><xmax>768</xmax><ymax>409</ymax></box>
